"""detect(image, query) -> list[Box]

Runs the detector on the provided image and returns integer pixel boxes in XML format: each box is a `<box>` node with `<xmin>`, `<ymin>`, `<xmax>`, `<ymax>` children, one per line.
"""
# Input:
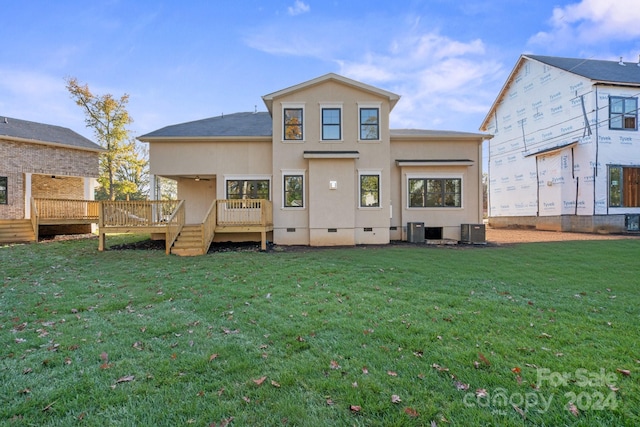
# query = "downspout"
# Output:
<box><xmin>535</xmin><ymin>157</ymin><xmax>540</xmax><ymax>217</ymax></box>
<box><xmin>572</xmin><ymin>147</ymin><xmax>578</xmax><ymax>215</ymax></box>
<box><xmin>594</xmin><ymin>86</ymin><xmax>600</xmax><ymax>215</ymax></box>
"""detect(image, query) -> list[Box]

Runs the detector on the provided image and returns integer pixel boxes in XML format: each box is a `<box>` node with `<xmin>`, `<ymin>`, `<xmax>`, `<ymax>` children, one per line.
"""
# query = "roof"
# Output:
<box><xmin>0</xmin><ymin>116</ymin><xmax>103</xmax><ymax>152</ymax></box>
<box><xmin>262</xmin><ymin>73</ymin><xmax>401</xmax><ymax>114</ymax></box>
<box><xmin>527</xmin><ymin>55</ymin><xmax>640</xmax><ymax>84</ymax></box>
<box><xmin>139</xmin><ymin>112</ymin><xmax>272</xmax><ymax>139</ymax></box>
<box><xmin>391</xmin><ymin>129</ymin><xmax>490</xmax><ymax>140</ymax></box>
<box><xmin>480</xmin><ymin>54</ymin><xmax>640</xmax><ymax>131</ymax></box>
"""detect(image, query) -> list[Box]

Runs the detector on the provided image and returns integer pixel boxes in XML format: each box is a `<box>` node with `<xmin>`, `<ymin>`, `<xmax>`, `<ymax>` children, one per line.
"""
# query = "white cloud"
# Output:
<box><xmin>288</xmin><ymin>0</ymin><xmax>310</xmax><ymax>16</ymax></box>
<box><xmin>529</xmin><ymin>0</ymin><xmax>640</xmax><ymax>48</ymax></box>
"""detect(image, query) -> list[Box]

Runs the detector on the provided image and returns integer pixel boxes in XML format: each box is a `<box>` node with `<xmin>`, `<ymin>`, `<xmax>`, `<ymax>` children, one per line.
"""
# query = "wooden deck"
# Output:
<box><xmin>4</xmin><ymin>198</ymin><xmax>273</xmax><ymax>255</ymax></box>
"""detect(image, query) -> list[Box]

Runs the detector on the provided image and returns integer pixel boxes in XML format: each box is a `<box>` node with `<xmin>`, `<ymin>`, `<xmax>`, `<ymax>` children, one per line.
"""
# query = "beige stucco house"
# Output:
<box><xmin>0</xmin><ymin>116</ymin><xmax>103</xmax><ymax>243</ymax></box>
<box><xmin>139</xmin><ymin>73</ymin><xmax>488</xmax><ymax>247</ymax></box>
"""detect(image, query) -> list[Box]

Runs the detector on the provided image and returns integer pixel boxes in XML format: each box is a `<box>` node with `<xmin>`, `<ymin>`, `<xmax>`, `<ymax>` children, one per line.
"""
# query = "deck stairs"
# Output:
<box><xmin>0</xmin><ymin>220</ymin><xmax>36</xmax><ymax>244</ymax></box>
<box><xmin>170</xmin><ymin>224</ymin><xmax>209</xmax><ymax>256</ymax></box>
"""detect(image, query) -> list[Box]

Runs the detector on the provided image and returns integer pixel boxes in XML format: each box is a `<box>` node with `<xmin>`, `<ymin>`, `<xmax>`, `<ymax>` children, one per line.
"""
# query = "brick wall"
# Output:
<box><xmin>0</xmin><ymin>138</ymin><xmax>100</xmax><ymax>219</ymax></box>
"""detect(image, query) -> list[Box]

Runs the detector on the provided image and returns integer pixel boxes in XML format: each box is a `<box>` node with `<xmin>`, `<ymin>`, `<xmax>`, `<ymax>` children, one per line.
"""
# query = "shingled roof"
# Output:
<box><xmin>139</xmin><ymin>112</ymin><xmax>273</xmax><ymax>139</ymax></box>
<box><xmin>0</xmin><ymin>116</ymin><xmax>102</xmax><ymax>151</ymax></box>
<box><xmin>526</xmin><ymin>54</ymin><xmax>640</xmax><ymax>85</ymax></box>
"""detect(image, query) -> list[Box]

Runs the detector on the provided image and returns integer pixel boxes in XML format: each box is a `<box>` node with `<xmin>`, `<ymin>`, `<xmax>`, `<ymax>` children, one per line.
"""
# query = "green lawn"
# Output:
<box><xmin>1</xmin><ymin>236</ymin><xmax>638</xmax><ymax>426</ymax></box>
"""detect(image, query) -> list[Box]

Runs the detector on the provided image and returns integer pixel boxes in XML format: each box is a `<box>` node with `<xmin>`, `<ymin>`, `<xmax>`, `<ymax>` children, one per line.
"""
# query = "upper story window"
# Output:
<box><xmin>226</xmin><ymin>178</ymin><xmax>270</xmax><ymax>200</ymax></box>
<box><xmin>284</xmin><ymin>108</ymin><xmax>303</xmax><ymax>140</ymax></box>
<box><xmin>609</xmin><ymin>96</ymin><xmax>637</xmax><ymax>130</ymax></box>
<box><xmin>360</xmin><ymin>107</ymin><xmax>380</xmax><ymax>140</ymax></box>
<box><xmin>0</xmin><ymin>177</ymin><xmax>7</xmax><ymax>204</ymax></box>
<box><xmin>409</xmin><ymin>177</ymin><xmax>462</xmax><ymax>208</ymax></box>
<box><xmin>322</xmin><ymin>108</ymin><xmax>341</xmax><ymax>140</ymax></box>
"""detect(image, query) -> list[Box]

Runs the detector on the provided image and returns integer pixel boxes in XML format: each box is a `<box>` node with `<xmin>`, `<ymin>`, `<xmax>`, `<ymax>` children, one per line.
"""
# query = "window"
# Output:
<box><xmin>360</xmin><ymin>174</ymin><xmax>380</xmax><ymax>207</ymax></box>
<box><xmin>409</xmin><ymin>178</ymin><xmax>461</xmax><ymax>208</ymax></box>
<box><xmin>226</xmin><ymin>179</ymin><xmax>270</xmax><ymax>200</ymax></box>
<box><xmin>0</xmin><ymin>177</ymin><xmax>7</xmax><ymax>204</ymax></box>
<box><xmin>284</xmin><ymin>174</ymin><xmax>304</xmax><ymax>207</ymax></box>
<box><xmin>609</xmin><ymin>166</ymin><xmax>640</xmax><ymax>207</ymax></box>
<box><xmin>322</xmin><ymin>108</ymin><xmax>341</xmax><ymax>140</ymax></box>
<box><xmin>609</xmin><ymin>96</ymin><xmax>637</xmax><ymax>130</ymax></box>
<box><xmin>360</xmin><ymin>108</ymin><xmax>379</xmax><ymax>140</ymax></box>
<box><xmin>284</xmin><ymin>108</ymin><xmax>303</xmax><ymax>140</ymax></box>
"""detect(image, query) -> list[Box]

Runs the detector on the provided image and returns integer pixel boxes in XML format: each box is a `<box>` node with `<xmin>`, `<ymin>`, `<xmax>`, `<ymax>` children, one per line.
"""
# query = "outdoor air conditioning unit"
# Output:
<box><xmin>461</xmin><ymin>224</ymin><xmax>486</xmax><ymax>244</ymax></box>
<box><xmin>406</xmin><ymin>222</ymin><xmax>425</xmax><ymax>243</ymax></box>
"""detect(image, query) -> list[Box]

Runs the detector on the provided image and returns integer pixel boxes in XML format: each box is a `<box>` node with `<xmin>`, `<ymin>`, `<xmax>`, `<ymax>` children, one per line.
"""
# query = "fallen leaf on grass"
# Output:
<box><xmin>513</xmin><ymin>404</ymin><xmax>526</xmax><ymax>419</ymax></box>
<box><xmin>403</xmin><ymin>407</ymin><xmax>419</xmax><ymax>417</ymax></box>
<box><xmin>567</xmin><ymin>402</ymin><xmax>579</xmax><ymax>417</ymax></box>
<box><xmin>476</xmin><ymin>388</ymin><xmax>488</xmax><ymax>398</ymax></box>
<box><xmin>349</xmin><ymin>405</ymin><xmax>361</xmax><ymax>412</ymax></box>
<box><xmin>362</xmin><ymin>366</ymin><xmax>369</xmax><ymax>374</ymax></box>
<box><xmin>111</xmin><ymin>375</ymin><xmax>135</xmax><ymax>388</ymax></box>
<box><xmin>252</xmin><ymin>376</ymin><xmax>267</xmax><ymax>386</ymax></box>
<box><xmin>209</xmin><ymin>354</ymin><xmax>219</xmax><ymax>362</ymax></box>
<box><xmin>242</xmin><ymin>396</ymin><xmax>251</xmax><ymax>403</ymax></box>
<box><xmin>391</xmin><ymin>394</ymin><xmax>402</xmax><ymax>403</ymax></box>
<box><xmin>431</xmin><ymin>363</ymin><xmax>449</xmax><ymax>372</ymax></box>
<box><xmin>387</xmin><ymin>371</ymin><xmax>398</xmax><ymax>377</ymax></box>
<box><xmin>42</xmin><ymin>401</ymin><xmax>56</xmax><ymax>412</ymax></box>
<box><xmin>222</xmin><ymin>327</ymin><xmax>239</xmax><ymax>335</ymax></box>
<box><xmin>271</xmin><ymin>380</ymin><xmax>281</xmax><ymax>388</ymax></box>
<box><xmin>616</xmin><ymin>368</ymin><xmax>631</xmax><ymax>376</ymax></box>
<box><xmin>478</xmin><ymin>352</ymin><xmax>491</xmax><ymax>366</ymax></box>
<box><xmin>454</xmin><ymin>381</ymin><xmax>469</xmax><ymax>391</ymax></box>
<box><xmin>538</xmin><ymin>333</ymin><xmax>552</xmax><ymax>338</ymax></box>
<box><xmin>330</xmin><ymin>360</ymin><xmax>341</xmax><ymax>370</ymax></box>
<box><xmin>209</xmin><ymin>417</ymin><xmax>234</xmax><ymax>427</ymax></box>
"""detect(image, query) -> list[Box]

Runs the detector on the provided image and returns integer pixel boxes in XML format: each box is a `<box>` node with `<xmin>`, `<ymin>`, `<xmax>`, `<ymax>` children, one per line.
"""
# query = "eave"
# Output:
<box><xmin>1</xmin><ymin>135</ymin><xmax>105</xmax><ymax>153</ymax></box>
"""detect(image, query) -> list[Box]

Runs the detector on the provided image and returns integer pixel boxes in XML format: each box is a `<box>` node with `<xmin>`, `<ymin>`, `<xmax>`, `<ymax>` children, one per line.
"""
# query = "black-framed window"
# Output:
<box><xmin>0</xmin><ymin>177</ymin><xmax>7</xmax><ymax>204</ymax></box>
<box><xmin>609</xmin><ymin>166</ymin><xmax>640</xmax><ymax>207</ymax></box>
<box><xmin>360</xmin><ymin>108</ymin><xmax>379</xmax><ymax>140</ymax></box>
<box><xmin>226</xmin><ymin>179</ymin><xmax>270</xmax><ymax>200</ymax></box>
<box><xmin>360</xmin><ymin>174</ymin><xmax>380</xmax><ymax>207</ymax></box>
<box><xmin>322</xmin><ymin>108</ymin><xmax>341</xmax><ymax>140</ymax></box>
<box><xmin>284</xmin><ymin>108</ymin><xmax>303</xmax><ymax>140</ymax></box>
<box><xmin>409</xmin><ymin>178</ymin><xmax>461</xmax><ymax>207</ymax></box>
<box><xmin>284</xmin><ymin>175</ymin><xmax>303</xmax><ymax>207</ymax></box>
<box><xmin>609</xmin><ymin>96</ymin><xmax>637</xmax><ymax>130</ymax></box>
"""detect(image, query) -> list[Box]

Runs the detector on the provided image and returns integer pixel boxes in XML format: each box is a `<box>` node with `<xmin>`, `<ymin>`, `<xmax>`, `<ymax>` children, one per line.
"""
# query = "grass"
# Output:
<box><xmin>1</xmin><ymin>235</ymin><xmax>639</xmax><ymax>426</ymax></box>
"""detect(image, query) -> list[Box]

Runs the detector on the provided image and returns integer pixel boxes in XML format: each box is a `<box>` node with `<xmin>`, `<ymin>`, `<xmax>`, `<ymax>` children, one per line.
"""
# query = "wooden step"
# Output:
<box><xmin>0</xmin><ymin>220</ymin><xmax>36</xmax><ymax>244</ymax></box>
<box><xmin>170</xmin><ymin>225</ymin><xmax>206</xmax><ymax>256</ymax></box>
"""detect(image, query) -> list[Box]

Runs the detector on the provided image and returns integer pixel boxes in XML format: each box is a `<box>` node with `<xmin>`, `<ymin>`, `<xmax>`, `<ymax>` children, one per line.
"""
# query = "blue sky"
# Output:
<box><xmin>2</xmin><ymin>0</ymin><xmax>640</xmax><ymax>142</ymax></box>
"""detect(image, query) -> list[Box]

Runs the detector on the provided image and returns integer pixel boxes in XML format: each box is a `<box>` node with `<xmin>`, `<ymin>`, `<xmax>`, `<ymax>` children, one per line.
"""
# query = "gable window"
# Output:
<box><xmin>360</xmin><ymin>108</ymin><xmax>379</xmax><ymax>140</ymax></box>
<box><xmin>360</xmin><ymin>173</ymin><xmax>380</xmax><ymax>207</ymax></box>
<box><xmin>284</xmin><ymin>108</ymin><xmax>303</xmax><ymax>140</ymax></box>
<box><xmin>409</xmin><ymin>178</ymin><xmax>461</xmax><ymax>208</ymax></box>
<box><xmin>226</xmin><ymin>179</ymin><xmax>270</xmax><ymax>200</ymax></box>
<box><xmin>0</xmin><ymin>177</ymin><xmax>7</xmax><ymax>204</ymax></box>
<box><xmin>322</xmin><ymin>108</ymin><xmax>341</xmax><ymax>140</ymax></box>
<box><xmin>609</xmin><ymin>166</ymin><xmax>640</xmax><ymax>207</ymax></box>
<box><xmin>609</xmin><ymin>96</ymin><xmax>637</xmax><ymax>130</ymax></box>
<box><xmin>284</xmin><ymin>174</ymin><xmax>304</xmax><ymax>208</ymax></box>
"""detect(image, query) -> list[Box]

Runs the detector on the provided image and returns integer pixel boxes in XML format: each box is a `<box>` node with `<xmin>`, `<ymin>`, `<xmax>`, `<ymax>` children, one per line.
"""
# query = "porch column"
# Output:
<box><xmin>24</xmin><ymin>173</ymin><xmax>32</xmax><ymax>219</ymax></box>
<box><xmin>84</xmin><ymin>177</ymin><xmax>96</xmax><ymax>200</ymax></box>
<box><xmin>150</xmin><ymin>174</ymin><xmax>157</xmax><ymax>200</ymax></box>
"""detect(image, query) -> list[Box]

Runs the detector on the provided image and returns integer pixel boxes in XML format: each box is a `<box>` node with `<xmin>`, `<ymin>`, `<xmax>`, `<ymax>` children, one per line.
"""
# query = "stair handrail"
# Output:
<box><xmin>201</xmin><ymin>199</ymin><xmax>218</xmax><ymax>254</ymax></box>
<box><xmin>165</xmin><ymin>200</ymin><xmax>185</xmax><ymax>254</ymax></box>
<box><xmin>30</xmin><ymin>197</ymin><xmax>39</xmax><ymax>241</ymax></box>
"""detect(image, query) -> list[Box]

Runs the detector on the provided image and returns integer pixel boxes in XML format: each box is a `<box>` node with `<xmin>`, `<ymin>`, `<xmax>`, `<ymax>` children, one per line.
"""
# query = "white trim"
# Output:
<box><xmin>358</xmin><ymin>169</ymin><xmax>382</xmax><ymax>209</ymax></box>
<box><xmin>281</xmin><ymin>169</ymin><xmax>306</xmax><ymax>210</ymax></box>
<box><xmin>405</xmin><ymin>172</ymin><xmax>464</xmax><ymax>209</ymax></box>
<box><xmin>281</xmin><ymin>102</ymin><xmax>306</xmax><ymax>143</ymax></box>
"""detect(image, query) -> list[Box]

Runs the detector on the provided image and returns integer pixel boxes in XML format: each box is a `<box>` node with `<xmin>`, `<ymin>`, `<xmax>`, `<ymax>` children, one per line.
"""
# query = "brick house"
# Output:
<box><xmin>0</xmin><ymin>116</ymin><xmax>103</xmax><ymax>242</ymax></box>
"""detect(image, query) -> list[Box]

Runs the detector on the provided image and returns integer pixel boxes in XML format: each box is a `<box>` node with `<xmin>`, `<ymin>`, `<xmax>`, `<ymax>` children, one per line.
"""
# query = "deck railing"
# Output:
<box><xmin>99</xmin><ymin>200</ymin><xmax>182</xmax><ymax>227</ymax></box>
<box><xmin>217</xmin><ymin>199</ymin><xmax>273</xmax><ymax>226</ymax></box>
<box><xmin>201</xmin><ymin>200</ymin><xmax>218</xmax><ymax>254</ymax></box>
<box><xmin>34</xmin><ymin>198</ymin><xmax>100</xmax><ymax>221</ymax></box>
<box><xmin>165</xmin><ymin>201</ymin><xmax>185</xmax><ymax>254</ymax></box>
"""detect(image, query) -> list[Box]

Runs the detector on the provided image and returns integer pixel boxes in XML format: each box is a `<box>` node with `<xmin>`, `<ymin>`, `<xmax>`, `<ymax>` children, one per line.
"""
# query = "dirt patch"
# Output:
<box><xmin>486</xmin><ymin>227</ymin><xmax>639</xmax><ymax>244</ymax></box>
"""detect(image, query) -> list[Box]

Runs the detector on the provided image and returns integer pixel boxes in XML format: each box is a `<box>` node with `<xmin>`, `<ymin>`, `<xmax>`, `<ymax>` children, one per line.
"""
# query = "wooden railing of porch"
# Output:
<box><xmin>33</xmin><ymin>198</ymin><xmax>100</xmax><ymax>224</ymax></box>
<box><xmin>98</xmin><ymin>200</ymin><xmax>184</xmax><ymax>254</ymax></box>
